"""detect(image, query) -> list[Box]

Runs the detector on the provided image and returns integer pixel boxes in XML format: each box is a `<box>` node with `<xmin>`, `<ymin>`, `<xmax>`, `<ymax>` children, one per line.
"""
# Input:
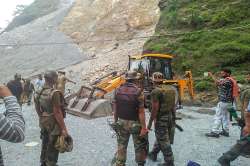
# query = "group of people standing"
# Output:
<box><xmin>0</xmin><ymin>68</ymin><xmax>249</xmax><ymax>166</ymax></box>
<box><xmin>5</xmin><ymin>71</ymin><xmax>75</xmax><ymax>106</ymax></box>
<box><xmin>204</xmin><ymin>69</ymin><xmax>250</xmax><ymax>166</ymax></box>
<box><xmin>1</xmin><ymin>70</ymin><xmax>75</xmax><ymax>166</ymax></box>
<box><xmin>6</xmin><ymin>73</ymin><xmax>41</xmax><ymax>106</ymax></box>
<box><xmin>112</xmin><ymin>69</ymin><xmax>250</xmax><ymax>166</ymax></box>
<box><xmin>112</xmin><ymin>71</ymin><xmax>176</xmax><ymax>166</ymax></box>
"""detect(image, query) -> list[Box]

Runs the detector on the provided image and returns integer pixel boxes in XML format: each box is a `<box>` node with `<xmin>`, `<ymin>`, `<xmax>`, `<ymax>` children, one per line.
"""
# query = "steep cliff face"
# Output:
<box><xmin>59</xmin><ymin>0</ymin><xmax>160</xmax><ymax>84</ymax></box>
<box><xmin>144</xmin><ymin>0</ymin><xmax>250</xmax><ymax>79</ymax></box>
<box><xmin>60</xmin><ymin>0</ymin><xmax>159</xmax><ymax>51</ymax></box>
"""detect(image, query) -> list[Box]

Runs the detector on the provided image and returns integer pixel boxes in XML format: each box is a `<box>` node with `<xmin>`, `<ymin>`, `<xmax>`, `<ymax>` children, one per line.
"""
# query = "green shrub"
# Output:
<box><xmin>195</xmin><ymin>80</ymin><xmax>214</xmax><ymax>92</ymax></box>
<box><xmin>234</xmin><ymin>75</ymin><xmax>247</xmax><ymax>84</ymax></box>
<box><xmin>189</xmin><ymin>9</ymin><xmax>204</xmax><ymax>29</ymax></box>
<box><xmin>144</xmin><ymin>0</ymin><xmax>250</xmax><ymax>77</ymax></box>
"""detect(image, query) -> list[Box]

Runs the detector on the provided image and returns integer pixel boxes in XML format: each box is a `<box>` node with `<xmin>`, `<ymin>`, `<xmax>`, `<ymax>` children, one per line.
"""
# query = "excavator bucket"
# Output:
<box><xmin>65</xmin><ymin>86</ymin><xmax>113</xmax><ymax>119</ymax></box>
<box><xmin>65</xmin><ymin>71</ymin><xmax>125</xmax><ymax>119</ymax></box>
<box><xmin>66</xmin><ymin>97</ymin><xmax>112</xmax><ymax>119</ymax></box>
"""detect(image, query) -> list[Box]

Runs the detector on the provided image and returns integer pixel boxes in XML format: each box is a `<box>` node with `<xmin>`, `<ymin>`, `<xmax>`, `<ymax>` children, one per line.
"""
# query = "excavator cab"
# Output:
<box><xmin>129</xmin><ymin>54</ymin><xmax>173</xmax><ymax>82</ymax></box>
<box><xmin>128</xmin><ymin>54</ymin><xmax>176</xmax><ymax>107</ymax></box>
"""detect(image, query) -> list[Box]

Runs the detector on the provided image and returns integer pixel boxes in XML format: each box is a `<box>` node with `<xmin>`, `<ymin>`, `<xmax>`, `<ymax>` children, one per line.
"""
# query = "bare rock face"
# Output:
<box><xmin>59</xmin><ymin>0</ymin><xmax>160</xmax><ymax>86</ymax></box>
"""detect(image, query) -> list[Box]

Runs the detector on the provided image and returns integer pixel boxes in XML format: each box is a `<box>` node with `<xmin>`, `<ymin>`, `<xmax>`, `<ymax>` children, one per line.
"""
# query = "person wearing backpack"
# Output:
<box><xmin>206</xmin><ymin>69</ymin><xmax>235</xmax><ymax>138</ymax></box>
<box><xmin>147</xmin><ymin>72</ymin><xmax>176</xmax><ymax>166</ymax></box>
<box><xmin>112</xmin><ymin>71</ymin><xmax>148</xmax><ymax>166</ymax></box>
<box><xmin>34</xmin><ymin>71</ymin><xmax>69</xmax><ymax>166</ymax></box>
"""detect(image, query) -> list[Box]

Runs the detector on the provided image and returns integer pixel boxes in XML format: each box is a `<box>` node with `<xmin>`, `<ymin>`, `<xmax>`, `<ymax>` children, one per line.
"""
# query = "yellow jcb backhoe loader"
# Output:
<box><xmin>65</xmin><ymin>54</ymin><xmax>195</xmax><ymax>119</ymax></box>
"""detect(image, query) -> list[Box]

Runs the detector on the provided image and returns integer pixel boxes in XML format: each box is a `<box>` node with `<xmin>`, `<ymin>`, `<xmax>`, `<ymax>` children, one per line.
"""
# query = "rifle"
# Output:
<box><xmin>107</xmin><ymin>119</ymin><xmax>121</xmax><ymax>138</ymax></box>
<box><xmin>147</xmin><ymin>115</ymin><xmax>184</xmax><ymax>132</ymax></box>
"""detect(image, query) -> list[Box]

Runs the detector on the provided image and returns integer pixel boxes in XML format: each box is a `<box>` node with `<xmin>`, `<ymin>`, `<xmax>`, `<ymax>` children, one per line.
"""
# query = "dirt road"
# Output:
<box><xmin>0</xmin><ymin>104</ymin><xmax>248</xmax><ymax>166</ymax></box>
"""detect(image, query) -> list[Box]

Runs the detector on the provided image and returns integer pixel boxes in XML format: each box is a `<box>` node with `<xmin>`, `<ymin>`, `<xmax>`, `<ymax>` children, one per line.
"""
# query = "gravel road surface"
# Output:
<box><xmin>0</xmin><ymin>104</ymin><xmax>249</xmax><ymax>166</ymax></box>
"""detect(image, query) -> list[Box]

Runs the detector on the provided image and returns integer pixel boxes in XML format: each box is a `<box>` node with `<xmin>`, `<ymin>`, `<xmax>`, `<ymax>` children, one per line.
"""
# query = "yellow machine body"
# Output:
<box><xmin>66</xmin><ymin>54</ymin><xmax>195</xmax><ymax>119</ymax></box>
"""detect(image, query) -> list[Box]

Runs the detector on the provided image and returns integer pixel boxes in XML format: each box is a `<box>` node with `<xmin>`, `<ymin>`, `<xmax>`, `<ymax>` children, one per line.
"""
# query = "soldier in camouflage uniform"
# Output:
<box><xmin>34</xmin><ymin>71</ymin><xmax>68</xmax><ymax>166</ymax></box>
<box><xmin>148</xmin><ymin>72</ymin><xmax>176</xmax><ymax>166</ymax></box>
<box><xmin>113</xmin><ymin>71</ymin><xmax>148</xmax><ymax>166</ymax></box>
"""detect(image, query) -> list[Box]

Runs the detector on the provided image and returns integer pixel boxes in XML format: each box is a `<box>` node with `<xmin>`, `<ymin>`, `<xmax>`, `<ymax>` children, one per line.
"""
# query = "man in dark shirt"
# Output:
<box><xmin>23</xmin><ymin>79</ymin><xmax>35</xmax><ymax>105</ymax></box>
<box><xmin>206</xmin><ymin>69</ymin><xmax>233</xmax><ymax>138</ymax></box>
<box><xmin>113</xmin><ymin>71</ymin><xmax>148</xmax><ymax>166</ymax></box>
<box><xmin>7</xmin><ymin>74</ymin><xmax>23</xmax><ymax>105</ymax></box>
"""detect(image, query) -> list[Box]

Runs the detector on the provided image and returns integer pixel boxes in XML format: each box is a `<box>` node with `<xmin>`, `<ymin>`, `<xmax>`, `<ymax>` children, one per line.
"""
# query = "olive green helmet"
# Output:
<box><xmin>55</xmin><ymin>135</ymin><xmax>73</xmax><ymax>153</ymax></box>
<box><xmin>44</xmin><ymin>70</ymin><xmax>58</xmax><ymax>83</ymax></box>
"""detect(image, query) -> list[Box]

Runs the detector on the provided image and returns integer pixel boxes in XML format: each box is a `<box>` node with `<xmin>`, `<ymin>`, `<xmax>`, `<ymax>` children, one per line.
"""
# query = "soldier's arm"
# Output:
<box><xmin>151</xmin><ymin>90</ymin><xmax>160</xmax><ymax>122</ymax></box>
<box><xmin>113</xmin><ymin>102</ymin><xmax>118</xmax><ymax>122</ymax></box>
<box><xmin>34</xmin><ymin>98</ymin><xmax>42</xmax><ymax>117</ymax></box>
<box><xmin>138</xmin><ymin>92</ymin><xmax>147</xmax><ymax>136</ymax></box>
<box><xmin>52</xmin><ymin>92</ymin><xmax>68</xmax><ymax>136</ymax></box>
<box><xmin>112</xmin><ymin>90</ymin><xmax>118</xmax><ymax>122</ymax></box>
<box><xmin>242</xmin><ymin>93</ymin><xmax>250</xmax><ymax>136</ymax></box>
<box><xmin>151</xmin><ymin>101</ymin><xmax>160</xmax><ymax>121</ymax></box>
<box><xmin>147</xmin><ymin>89</ymin><xmax>160</xmax><ymax>130</ymax></box>
<box><xmin>242</xmin><ymin>93</ymin><xmax>250</xmax><ymax>112</ymax></box>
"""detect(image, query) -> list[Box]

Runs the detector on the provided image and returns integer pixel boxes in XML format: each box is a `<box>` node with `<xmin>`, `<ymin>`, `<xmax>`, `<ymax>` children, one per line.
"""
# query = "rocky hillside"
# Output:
<box><xmin>0</xmin><ymin>0</ymin><xmax>84</xmax><ymax>83</ymax></box>
<box><xmin>59</xmin><ymin>0</ymin><xmax>160</xmax><ymax>85</ymax></box>
<box><xmin>0</xmin><ymin>0</ymin><xmax>160</xmax><ymax>86</ymax></box>
<box><xmin>5</xmin><ymin>0</ymin><xmax>61</xmax><ymax>32</ymax></box>
<box><xmin>144</xmin><ymin>0</ymin><xmax>250</xmax><ymax>84</ymax></box>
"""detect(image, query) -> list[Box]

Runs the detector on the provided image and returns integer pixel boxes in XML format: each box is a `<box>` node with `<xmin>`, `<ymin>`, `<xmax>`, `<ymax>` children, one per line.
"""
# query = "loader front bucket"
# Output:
<box><xmin>66</xmin><ymin>97</ymin><xmax>113</xmax><ymax>119</ymax></box>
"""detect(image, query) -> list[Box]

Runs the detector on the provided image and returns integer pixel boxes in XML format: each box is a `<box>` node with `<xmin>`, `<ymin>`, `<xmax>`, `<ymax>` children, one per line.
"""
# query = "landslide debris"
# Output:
<box><xmin>59</xmin><ymin>0</ymin><xmax>160</xmax><ymax>85</ymax></box>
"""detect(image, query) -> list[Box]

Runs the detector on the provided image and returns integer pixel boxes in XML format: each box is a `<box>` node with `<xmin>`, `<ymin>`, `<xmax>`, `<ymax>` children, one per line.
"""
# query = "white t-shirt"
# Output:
<box><xmin>35</xmin><ymin>79</ymin><xmax>45</xmax><ymax>91</ymax></box>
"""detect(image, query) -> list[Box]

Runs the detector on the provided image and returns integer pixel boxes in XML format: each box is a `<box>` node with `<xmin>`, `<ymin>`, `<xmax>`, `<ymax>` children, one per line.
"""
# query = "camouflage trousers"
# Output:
<box><xmin>40</xmin><ymin>116</ymin><xmax>61</xmax><ymax>166</ymax></box>
<box><xmin>115</xmin><ymin>119</ymin><xmax>147</xmax><ymax>166</ymax></box>
<box><xmin>151</xmin><ymin>120</ymin><xmax>174</xmax><ymax>163</ymax></box>
<box><xmin>218</xmin><ymin>138</ymin><xmax>250</xmax><ymax>163</ymax></box>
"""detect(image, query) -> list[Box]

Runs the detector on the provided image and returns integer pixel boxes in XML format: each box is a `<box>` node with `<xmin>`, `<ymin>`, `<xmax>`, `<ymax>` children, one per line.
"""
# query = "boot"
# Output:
<box><xmin>148</xmin><ymin>152</ymin><xmax>157</xmax><ymax>161</ymax></box>
<box><xmin>205</xmin><ymin>132</ymin><xmax>220</xmax><ymax>138</ymax></box>
<box><xmin>220</xmin><ymin>130</ymin><xmax>229</xmax><ymax>137</ymax></box>
<box><xmin>218</xmin><ymin>157</ymin><xmax>230</xmax><ymax>166</ymax></box>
